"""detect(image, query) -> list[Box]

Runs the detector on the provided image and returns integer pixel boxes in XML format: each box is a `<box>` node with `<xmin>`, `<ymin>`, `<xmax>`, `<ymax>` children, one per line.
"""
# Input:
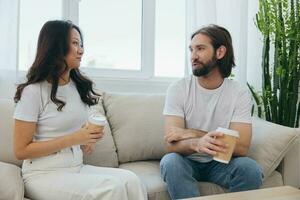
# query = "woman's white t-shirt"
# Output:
<box><xmin>14</xmin><ymin>80</ymin><xmax>88</xmax><ymax>170</ymax></box>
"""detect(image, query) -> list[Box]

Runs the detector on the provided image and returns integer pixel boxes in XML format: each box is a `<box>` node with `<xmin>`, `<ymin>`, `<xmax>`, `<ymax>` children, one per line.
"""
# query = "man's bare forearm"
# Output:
<box><xmin>166</xmin><ymin>138</ymin><xmax>197</xmax><ymax>156</ymax></box>
<box><xmin>230</xmin><ymin>122</ymin><xmax>252</xmax><ymax>156</ymax></box>
<box><xmin>233</xmin><ymin>142</ymin><xmax>249</xmax><ymax>156</ymax></box>
<box><xmin>179</xmin><ymin>129</ymin><xmax>206</xmax><ymax>140</ymax></box>
<box><xmin>165</xmin><ymin>128</ymin><xmax>206</xmax><ymax>155</ymax></box>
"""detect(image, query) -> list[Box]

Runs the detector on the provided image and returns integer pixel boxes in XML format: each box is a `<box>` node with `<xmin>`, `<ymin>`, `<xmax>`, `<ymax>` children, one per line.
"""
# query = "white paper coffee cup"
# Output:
<box><xmin>212</xmin><ymin>127</ymin><xmax>239</xmax><ymax>164</ymax></box>
<box><xmin>87</xmin><ymin>113</ymin><xmax>107</xmax><ymax>129</ymax></box>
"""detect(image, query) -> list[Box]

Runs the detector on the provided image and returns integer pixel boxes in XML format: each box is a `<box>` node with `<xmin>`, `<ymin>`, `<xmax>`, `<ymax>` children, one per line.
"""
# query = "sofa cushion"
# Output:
<box><xmin>0</xmin><ymin>161</ymin><xmax>24</xmax><ymax>200</ymax></box>
<box><xmin>248</xmin><ymin>117</ymin><xmax>299</xmax><ymax>179</ymax></box>
<box><xmin>83</xmin><ymin>98</ymin><xmax>119</xmax><ymax>167</ymax></box>
<box><xmin>103</xmin><ymin>93</ymin><xmax>166</xmax><ymax>163</ymax></box>
<box><xmin>0</xmin><ymin>99</ymin><xmax>22</xmax><ymax>166</ymax></box>
<box><xmin>119</xmin><ymin>161</ymin><xmax>283</xmax><ymax>200</ymax></box>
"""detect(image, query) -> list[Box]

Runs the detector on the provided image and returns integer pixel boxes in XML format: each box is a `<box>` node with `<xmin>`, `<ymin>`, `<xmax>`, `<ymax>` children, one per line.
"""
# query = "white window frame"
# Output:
<box><xmin>62</xmin><ymin>0</ymin><xmax>157</xmax><ymax>79</ymax></box>
<box><xmin>17</xmin><ymin>0</ymin><xmax>186</xmax><ymax>87</ymax></box>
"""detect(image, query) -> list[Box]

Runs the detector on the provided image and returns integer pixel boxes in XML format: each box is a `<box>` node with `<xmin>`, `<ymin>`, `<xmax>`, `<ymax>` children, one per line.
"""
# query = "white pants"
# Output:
<box><xmin>23</xmin><ymin>164</ymin><xmax>147</xmax><ymax>200</ymax></box>
<box><xmin>22</xmin><ymin>146</ymin><xmax>147</xmax><ymax>200</ymax></box>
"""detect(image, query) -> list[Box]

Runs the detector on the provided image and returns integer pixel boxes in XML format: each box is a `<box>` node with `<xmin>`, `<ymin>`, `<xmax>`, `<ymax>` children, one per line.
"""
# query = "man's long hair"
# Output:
<box><xmin>191</xmin><ymin>24</ymin><xmax>235</xmax><ymax>78</ymax></box>
<box><xmin>14</xmin><ymin>20</ymin><xmax>100</xmax><ymax>111</ymax></box>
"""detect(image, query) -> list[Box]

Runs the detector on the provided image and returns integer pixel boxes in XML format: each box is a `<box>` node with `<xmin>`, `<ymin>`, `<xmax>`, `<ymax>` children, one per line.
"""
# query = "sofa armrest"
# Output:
<box><xmin>0</xmin><ymin>161</ymin><xmax>24</xmax><ymax>200</ymax></box>
<box><xmin>249</xmin><ymin>117</ymin><xmax>299</xmax><ymax>180</ymax></box>
<box><xmin>280</xmin><ymin>130</ymin><xmax>300</xmax><ymax>188</ymax></box>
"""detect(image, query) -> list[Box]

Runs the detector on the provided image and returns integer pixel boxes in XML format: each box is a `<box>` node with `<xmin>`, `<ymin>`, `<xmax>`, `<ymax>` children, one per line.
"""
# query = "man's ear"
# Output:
<box><xmin>216</xmin><ymin>45</ymin><xmax>226</xmax><ymax>59</ymax></box>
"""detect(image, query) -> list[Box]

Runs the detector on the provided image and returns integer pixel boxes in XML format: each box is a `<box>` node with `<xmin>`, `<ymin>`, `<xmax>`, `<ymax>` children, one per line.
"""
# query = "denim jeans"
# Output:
<box><xmin>160</xmin><ymin>153</ymin><xmax>263</xmax><ymax>200</ymax></box>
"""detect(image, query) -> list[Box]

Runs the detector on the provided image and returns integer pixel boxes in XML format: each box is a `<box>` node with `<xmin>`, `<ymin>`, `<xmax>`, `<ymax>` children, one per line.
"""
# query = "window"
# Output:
<box><xmin>18</xmin><ymin>0</ymin><xmax>62</xmax><ymax>71</ymax></box>
<box><xmin>79</xmin><ymin>0</ymin><xmax>142</xmax><ymax>71</ymax></box>
<box><xmin>18</xmin><ymin>0</ymin><xmax>186</xmax><ymax>79</ymax></box>
<box><xmin>155</xmin><ymin>0</ymin><xmax>185</xmax><ymax>77</ymax></box>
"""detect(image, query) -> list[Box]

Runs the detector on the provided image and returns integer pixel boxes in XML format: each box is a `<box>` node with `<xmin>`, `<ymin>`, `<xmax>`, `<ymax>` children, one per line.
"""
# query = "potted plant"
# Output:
<box><xmin>248</xmin><ymin>0</ymin><xmax>300</xmax><ymax>128</ymax></box>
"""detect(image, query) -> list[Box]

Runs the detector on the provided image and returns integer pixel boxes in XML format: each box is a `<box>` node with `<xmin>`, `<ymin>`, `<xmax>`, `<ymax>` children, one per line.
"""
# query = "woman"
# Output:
<box><xmin>14</xmin><ymin>20</ymin><xmax>147</xmax><ymax>200</ymax></box>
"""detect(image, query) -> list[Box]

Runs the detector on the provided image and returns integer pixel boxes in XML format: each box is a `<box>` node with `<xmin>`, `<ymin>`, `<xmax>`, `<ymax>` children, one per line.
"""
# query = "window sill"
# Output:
<box><xmin>16</xmin><ymin>70</ymin><xmax>181</xmax><ymax>93</ymax></box>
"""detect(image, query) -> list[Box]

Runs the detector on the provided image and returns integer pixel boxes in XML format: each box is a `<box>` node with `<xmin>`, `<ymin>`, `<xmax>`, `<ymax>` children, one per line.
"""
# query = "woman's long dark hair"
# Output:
<box><xmin>14</xmin><ymin>20</ymin><xmax>100</xmax><ymax>111</ymax></box>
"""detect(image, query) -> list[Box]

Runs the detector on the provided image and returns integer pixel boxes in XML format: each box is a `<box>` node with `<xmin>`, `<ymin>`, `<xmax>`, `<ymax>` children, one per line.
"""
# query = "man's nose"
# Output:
<box><xmin>191</xmin><ymin>51</ymin><xmax>198</xmax><ymax>61</ymax></box>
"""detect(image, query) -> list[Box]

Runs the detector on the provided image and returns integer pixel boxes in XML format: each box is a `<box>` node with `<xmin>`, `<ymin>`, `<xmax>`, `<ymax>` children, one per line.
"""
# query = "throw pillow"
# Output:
<box><xmin>248</xmin><ymin>117</ymin><xmax>299</xmax><ymax>179</ymax></box>
<box><xmin>103</xmin><ymin>93</ymin><xmax>167</xmax><ymax>163</ymax></box>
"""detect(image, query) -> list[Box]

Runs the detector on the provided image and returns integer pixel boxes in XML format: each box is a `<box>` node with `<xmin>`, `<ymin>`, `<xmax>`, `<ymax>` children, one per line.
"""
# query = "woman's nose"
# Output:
<box><xmin>78</xmin><ymin>46</ymin><xmax>84</xmax><ymax>55</ymax></box>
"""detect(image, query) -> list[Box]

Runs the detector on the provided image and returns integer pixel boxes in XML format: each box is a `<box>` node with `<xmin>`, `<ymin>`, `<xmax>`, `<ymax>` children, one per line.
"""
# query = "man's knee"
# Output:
<box><xmin>232</xmin><ymin>157</ymin><xmax>263</xmax><ymax>188</ymax></box>
<box><xmin>160</xmin><ymin>153</ymin><xmax>186</xmax><ymax>176</ymax></box>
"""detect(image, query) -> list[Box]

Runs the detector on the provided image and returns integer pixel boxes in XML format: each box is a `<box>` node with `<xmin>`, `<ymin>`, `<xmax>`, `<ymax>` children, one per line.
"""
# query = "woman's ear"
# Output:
<box><xmin>216</xmin><ymin>45</ymin><xmax>227</xmax><ymax>59</ymax></box>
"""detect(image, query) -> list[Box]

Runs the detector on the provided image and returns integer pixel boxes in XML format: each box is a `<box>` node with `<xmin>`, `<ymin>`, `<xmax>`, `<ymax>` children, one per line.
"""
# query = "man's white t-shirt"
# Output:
<box><xmin>163</xmin><ymin>75</ymin><xmax>253</xmax><ymax>162</ymax></box>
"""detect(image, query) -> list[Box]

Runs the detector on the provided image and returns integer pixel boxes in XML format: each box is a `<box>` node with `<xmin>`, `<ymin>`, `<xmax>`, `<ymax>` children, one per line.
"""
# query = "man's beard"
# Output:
<box><xmin>192</xmin><ymin>54</ymin><xmax>218</xmax><ymax>77</ymax></box>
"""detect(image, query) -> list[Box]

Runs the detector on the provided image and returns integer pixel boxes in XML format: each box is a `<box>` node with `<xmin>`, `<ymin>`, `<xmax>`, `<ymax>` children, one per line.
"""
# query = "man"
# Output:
<box><xmin>160</xmin><ymin>24</ymin><xmax>263</xmax><ymax>200</ymax></box>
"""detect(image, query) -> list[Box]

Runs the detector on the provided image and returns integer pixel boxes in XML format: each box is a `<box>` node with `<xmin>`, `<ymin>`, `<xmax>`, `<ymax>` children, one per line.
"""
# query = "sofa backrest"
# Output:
<box><xmin>1</xmin><ymin>93</ymin><xmax>299</xmax><ymax>180</ymax></box>
<box><xmin>102</xmin><ymin>93</ymin><xmax>299</xmax><ymax>181</ymax></box>
<box><xmin>103</xmin><ymin>93</ymin><xmax>167</xmax><ymax>164</ymax></box>
<box><xmin>83</xmin><ymin>99</ymin><xmax>119</xmax><ymax>167</ymax></box>
<box><xmin>0</xmin><ymin>99</ymin><xmax>22</xmax><ymax>166</ymax></box>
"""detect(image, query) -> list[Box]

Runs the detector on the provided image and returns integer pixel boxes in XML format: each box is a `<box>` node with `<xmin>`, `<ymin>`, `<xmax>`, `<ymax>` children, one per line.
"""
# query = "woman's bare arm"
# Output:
<box><xmin>13</xmin><ymin>119</ymin><xmax>103</xmax><ymax>160</ymax></box>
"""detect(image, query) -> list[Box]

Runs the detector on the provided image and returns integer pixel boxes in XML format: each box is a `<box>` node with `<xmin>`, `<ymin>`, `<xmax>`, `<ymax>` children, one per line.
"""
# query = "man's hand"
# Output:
<box><xmin>164</xmin><ymin>127</ymin><xmax>186</xmax><ymax>143</ymax></box>
<box><xmin>81</xmin><ymin>143</ymin><xmax>96</xmax><ymax>155</ymax></box>
<box><xmin>193</xmin><ymin>131</ymin><xmax>228</xmax><ymax>156</ymax></box>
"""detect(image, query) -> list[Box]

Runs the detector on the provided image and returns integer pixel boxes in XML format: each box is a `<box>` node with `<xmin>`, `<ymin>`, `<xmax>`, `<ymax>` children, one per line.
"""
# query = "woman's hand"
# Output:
<box><xmin>81</xmin><ymin>143</ymin><xmax>95</xmax><ymax>155</ymax></box>
<box><xmin>71</xmin><ymin>125</ymin><xmax>104</xmax><ymax>146</ymax></box>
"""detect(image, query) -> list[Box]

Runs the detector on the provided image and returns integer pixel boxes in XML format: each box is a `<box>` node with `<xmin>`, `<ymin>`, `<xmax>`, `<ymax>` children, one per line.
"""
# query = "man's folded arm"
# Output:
<box><xmin>164</xmin><ymin>115</ymin><xmax>206</xmax><ymax>155</ymax></box>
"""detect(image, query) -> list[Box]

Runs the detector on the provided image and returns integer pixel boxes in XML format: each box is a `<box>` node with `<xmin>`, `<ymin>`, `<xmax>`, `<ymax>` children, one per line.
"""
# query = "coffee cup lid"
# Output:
<box><xmin>216</xmin><ymin>127</ymin><xmax>239</xmax><ymax>137</ymax></box>
<box><xmin>88</xmin><ymin>113</ymin><xmax>107</xmax><ymax>126</ymax></box>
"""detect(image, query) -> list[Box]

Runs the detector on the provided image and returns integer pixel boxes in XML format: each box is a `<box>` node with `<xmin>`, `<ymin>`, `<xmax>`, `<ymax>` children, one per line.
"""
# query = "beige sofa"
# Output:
<box><xmin>0</xmin><ymin>93</ymin><xmax>299</xmax><ymax>200</ymax></box>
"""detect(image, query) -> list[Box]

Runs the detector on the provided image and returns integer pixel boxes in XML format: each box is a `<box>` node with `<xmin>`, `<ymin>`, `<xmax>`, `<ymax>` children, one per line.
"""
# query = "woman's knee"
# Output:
<box><xmin>86</xmin><ymin>177</ymin><xmax>125</xmax><ymax>199</ymax></box>
<box><xmin>119</xmin><ymin>169</ymin><xmax>142</xmax><ymax>185</ymax></box>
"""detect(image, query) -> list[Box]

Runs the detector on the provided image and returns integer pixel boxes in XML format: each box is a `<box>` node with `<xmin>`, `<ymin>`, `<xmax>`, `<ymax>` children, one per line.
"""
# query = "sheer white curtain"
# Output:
<box><xmin>246</xmin><ymin>0</ymin><xmax>262</xmax><ymax>90</ymax></box>
<box><xmin>0</xmin><ymin>0</ymin><xmax>19</xmax><ymax>98</ymax></box>
<box><xmin>0</xmin><ymin>0</ymin><xmax>18</xmax><ymax>70</ymax></box>
<box><xmin>185</xmin><ymin>0</ymin><xmax>261</xmax><ymax>86</ymax></box>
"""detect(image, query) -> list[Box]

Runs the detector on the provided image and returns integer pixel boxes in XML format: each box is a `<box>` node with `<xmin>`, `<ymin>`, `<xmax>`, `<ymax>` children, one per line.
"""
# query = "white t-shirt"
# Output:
<box><xmin>163</xmin><ymin>75</ymin><xmax>252</xmax><ymax>162</ymax></box>
<box><xmin>14</xmin><ymin>80</ymin><xmax>88</xmax><ymax>141</ymax></box>
<box><xmin>14</xmin><ymin>80</ymin><xmax>88</xmax><ymax>170</ymax></box>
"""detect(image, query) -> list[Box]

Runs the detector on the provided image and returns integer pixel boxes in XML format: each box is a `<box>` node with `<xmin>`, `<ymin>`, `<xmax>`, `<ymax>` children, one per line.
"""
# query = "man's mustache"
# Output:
<box><xmin>192</xmin><ymin>60</ymin><xmax>204</xmax><ymax>65</ymax></box>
